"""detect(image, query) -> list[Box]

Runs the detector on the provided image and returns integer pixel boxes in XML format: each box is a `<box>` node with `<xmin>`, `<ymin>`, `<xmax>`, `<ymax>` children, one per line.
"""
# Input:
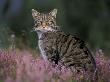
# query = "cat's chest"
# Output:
<box><xmin>38</xmin><ymin>32</ymin><xmax>56</xmax><ymax>61</ymax></box>
<box><xmin>38</xmin><ymin>39</ymin><xmax>47</xmax><ymax>61</ymax></box>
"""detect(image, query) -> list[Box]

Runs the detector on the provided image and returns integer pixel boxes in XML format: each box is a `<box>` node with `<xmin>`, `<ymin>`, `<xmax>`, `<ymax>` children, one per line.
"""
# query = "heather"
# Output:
<box><xmin>0</xmin><ymin>49</ymin><xmax>110</xmax><ymax>82</ymax></box>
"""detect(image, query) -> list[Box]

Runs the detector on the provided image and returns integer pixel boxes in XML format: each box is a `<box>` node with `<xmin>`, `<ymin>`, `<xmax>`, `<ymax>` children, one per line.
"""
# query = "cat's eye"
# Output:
<box><xmin>48</xmin><ymin>21</ymin><xmax>53</xmax><ymax>24</ymax></box>
<box><xmin>36</xmin><ymin>21</ymin><xmax>42</xmax><ymax>26</ymax></box>
<box><xmin>49</xmin><ymin>20</ymin><xmax>53</xmax><ymax>22</ymax></box>
<box><xmin>34</xmin><ymin>20</ymin><xmax>37</xmax><ymax>24</ymax></box>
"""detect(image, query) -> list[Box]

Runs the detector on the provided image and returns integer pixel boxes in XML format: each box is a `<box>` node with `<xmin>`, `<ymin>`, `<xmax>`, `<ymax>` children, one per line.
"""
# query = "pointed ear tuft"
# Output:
<box><xmin>32</xmin><ymin>9</ymin><xmax>40</xmax><ymax>19</ymax></box>
<box><xmin>49</xmin><ymin>9</ymin><xmax>57</xmax><ymax>18</ymax></box>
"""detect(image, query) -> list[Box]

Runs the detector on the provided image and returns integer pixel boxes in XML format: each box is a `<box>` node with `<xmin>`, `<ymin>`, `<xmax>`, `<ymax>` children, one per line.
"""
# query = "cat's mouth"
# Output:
<box><xmin>33</xmin><ymin>26</ymin><xmax>56</xmax><ymax>33</ymax></box>
<box><xmin>33</xmin><ymin>27</ymin><xmax>49</xmax><ymax>33</ymax></box>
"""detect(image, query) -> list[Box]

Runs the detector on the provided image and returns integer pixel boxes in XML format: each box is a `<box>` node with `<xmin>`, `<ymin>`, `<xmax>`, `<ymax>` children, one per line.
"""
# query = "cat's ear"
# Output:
<box><xmin>49</xmin><ymin>9</ymin><xmax>57</xmax><ymax>18</ymax></box>
<box><xmin>32</xmin><ymin>9</ymin><xmax>40</xmax><ymax>19</ymax></box>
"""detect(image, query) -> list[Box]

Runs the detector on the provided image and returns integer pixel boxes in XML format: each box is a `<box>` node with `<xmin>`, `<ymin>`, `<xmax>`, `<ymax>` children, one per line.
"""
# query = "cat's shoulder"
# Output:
<box><xmin>42</xmin><ymin>31</ymin><xmax>85</xmax><ymax>43</ymax></box>
<box><xmin>56</xmin><ymin>31</ymin><xmax>84</xmax><ymax>41</ymax></box>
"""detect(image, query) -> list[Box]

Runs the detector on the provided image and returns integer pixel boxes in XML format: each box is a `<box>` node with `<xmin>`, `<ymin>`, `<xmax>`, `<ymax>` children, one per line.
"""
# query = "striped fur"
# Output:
<box><xmin>32</xmin><ymin>9</ymin><xmax>97</xmax><ymax>80</ymax></box>
<box><xmin>39</xmin><ymin>31</ymin><xmax>96</xmax><ymax>72</ymax></box>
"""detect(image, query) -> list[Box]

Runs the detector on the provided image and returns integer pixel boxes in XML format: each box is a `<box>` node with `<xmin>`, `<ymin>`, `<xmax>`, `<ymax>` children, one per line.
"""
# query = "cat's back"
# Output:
<box><xmin>41</xmin><ymin>31</ymin><xmax>96</xmax><ymax>72</ymax></box>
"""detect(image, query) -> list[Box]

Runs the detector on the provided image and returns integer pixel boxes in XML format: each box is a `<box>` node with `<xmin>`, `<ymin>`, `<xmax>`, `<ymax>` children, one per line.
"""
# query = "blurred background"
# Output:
<box><xmin>0</xmin><ymin>0</ymin><xmax>110</xmax><ymax>56</ymax></box>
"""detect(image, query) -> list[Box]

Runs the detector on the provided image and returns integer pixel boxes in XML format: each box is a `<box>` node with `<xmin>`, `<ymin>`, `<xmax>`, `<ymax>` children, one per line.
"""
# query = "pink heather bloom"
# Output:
<box><xmin>0</xmin><ymin>50</ymin><xmax>17</xmax><ymax>80</ymax></box>
<box><xmin>95</xmin><ymin>49</ymin><xmax>110</xmax><ymax>82</ymax></box>
<box><xmin>5</xmin><ymin>77</ymin><xmax>14</xmax><ymax>82</ymax></box>
<box><xmin>0</xmin><ymin>49</ymin><xmax>110</xmax><ymax>82</ymax></box>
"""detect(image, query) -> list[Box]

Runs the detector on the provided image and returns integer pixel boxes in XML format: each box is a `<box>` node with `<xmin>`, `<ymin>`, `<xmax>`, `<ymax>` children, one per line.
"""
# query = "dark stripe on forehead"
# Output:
<box><xmin>37</xmin><ymin>13</ymin><xmax>55</xmax><ymax>22</ymax></box>
<box><xmin>44</xmin><ymin>14</ymin><xmax>46</xmax><ymax>20</ymax></box>
<box><xmin>45</xmin><ymin>14</ymin><xmax>49</xmax><ymax>20</ymax></box>
<box><xmin>40</xmin><ymin>13</ymin><xmax>49</xmax><ymax>21</ymax></box>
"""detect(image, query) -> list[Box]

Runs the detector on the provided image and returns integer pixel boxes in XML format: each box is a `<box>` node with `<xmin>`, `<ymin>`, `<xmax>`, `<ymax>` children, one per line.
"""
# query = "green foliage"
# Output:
<box><xmin>0</xmin><ymin>80</ymin><xmax>3</xmax><ymax>82</ymax></box>
<box><xmin>0</xmin><ymin>24</ymin><xmax>10</xmax><ymax>49</ymax></box>
<box><xmin>0</xmin><ymin>0</ymin><xmax>110</xmax><ymax>55</ymax></box>
<box><xmin>62</xmin><ymin>0</ymin><xmax>110</xmax><ymax>55</ymax></box>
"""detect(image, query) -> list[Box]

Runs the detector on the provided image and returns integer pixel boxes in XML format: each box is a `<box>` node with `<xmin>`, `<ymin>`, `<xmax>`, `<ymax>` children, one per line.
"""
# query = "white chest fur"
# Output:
<box><xmin>36</xmin><ymin>30</ymin><xmax>49</xmax><ymax>61</ymax></box>
<box><xmin>38</xmin><ymin>38</ymin><xmax>48</xmax><ymax>61</ymax></box>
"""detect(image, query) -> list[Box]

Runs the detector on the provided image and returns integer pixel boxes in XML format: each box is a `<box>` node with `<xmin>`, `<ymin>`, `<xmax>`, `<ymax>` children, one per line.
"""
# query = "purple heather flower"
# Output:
<box><xmin>0</xmin><ymin>49</ymin><xmax>110</xmax><ymax>82</ymax></box>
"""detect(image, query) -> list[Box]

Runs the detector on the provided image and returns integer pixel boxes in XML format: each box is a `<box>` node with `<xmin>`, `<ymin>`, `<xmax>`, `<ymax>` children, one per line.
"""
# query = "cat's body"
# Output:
<box><xmin>38</xmin><ymin>31</ymin><xmax>96</xmax><ymax>72</ymax></box>
<box><xmin>32</xmin><ymin>9</ymin><xmax>97</xmax><ymax>80</ymax></box>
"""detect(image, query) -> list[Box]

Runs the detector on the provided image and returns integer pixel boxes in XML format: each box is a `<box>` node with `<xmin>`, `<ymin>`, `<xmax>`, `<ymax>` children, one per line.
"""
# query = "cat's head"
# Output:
<box><xmin>32</xmin><ymin>9</ymin><xmax>59</xmax><ymax>32</ymax></box>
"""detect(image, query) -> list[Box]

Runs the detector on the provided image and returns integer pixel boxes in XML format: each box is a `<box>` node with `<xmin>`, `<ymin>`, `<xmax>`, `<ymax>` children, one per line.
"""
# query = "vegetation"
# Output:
<box><xmin>0</xmin><ymin>49</ymin><xmax>110</xmax><ymax>82</ymax></box>
<box><xmin>0</xmin><ymin>0</ymin><xmax>110</xmax><ymax>55</ymax></box>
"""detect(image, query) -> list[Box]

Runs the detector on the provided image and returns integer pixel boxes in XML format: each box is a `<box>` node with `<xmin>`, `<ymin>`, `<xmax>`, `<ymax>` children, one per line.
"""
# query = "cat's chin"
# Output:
<box><xmin>33</xmin><ymin>27</ymin><xmax>46</xmax><ymax>33</ymax></box>
<box><xmin>37</xmin><ymin>29</ymin><xmax>49</xmax><ymax>33</ymax></box>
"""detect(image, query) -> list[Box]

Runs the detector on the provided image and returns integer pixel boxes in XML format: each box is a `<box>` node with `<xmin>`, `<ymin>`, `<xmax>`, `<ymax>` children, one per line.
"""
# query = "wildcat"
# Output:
<box><xmin>32</xmin><ymin>9</ymin><xmax>97</xmax><ymax>80</ymax></box>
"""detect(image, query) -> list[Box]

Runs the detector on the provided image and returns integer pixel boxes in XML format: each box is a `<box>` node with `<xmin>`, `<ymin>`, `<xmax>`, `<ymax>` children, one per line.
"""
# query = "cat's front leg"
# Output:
<box><xmin>40</xmin><ymin>50</ymin><xmax>48</xmax><ymax>61</ymax></box>
<box><xmin>38</xmin><ymin>40</ymin><xmax>48</xmax><ymax>61</ymax></box>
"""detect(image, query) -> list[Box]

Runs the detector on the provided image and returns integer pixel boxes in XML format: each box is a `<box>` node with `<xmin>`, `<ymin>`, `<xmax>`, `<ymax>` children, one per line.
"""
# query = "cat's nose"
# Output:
<box><xmin>42</xmin><ymin>22</ymin><xmax>47</xmax><ymax>28</ymax></box>
<box><xmin>42</xmin><ymin>22</ymin><xmax>46</xmax><ymax>26</ymax></box>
